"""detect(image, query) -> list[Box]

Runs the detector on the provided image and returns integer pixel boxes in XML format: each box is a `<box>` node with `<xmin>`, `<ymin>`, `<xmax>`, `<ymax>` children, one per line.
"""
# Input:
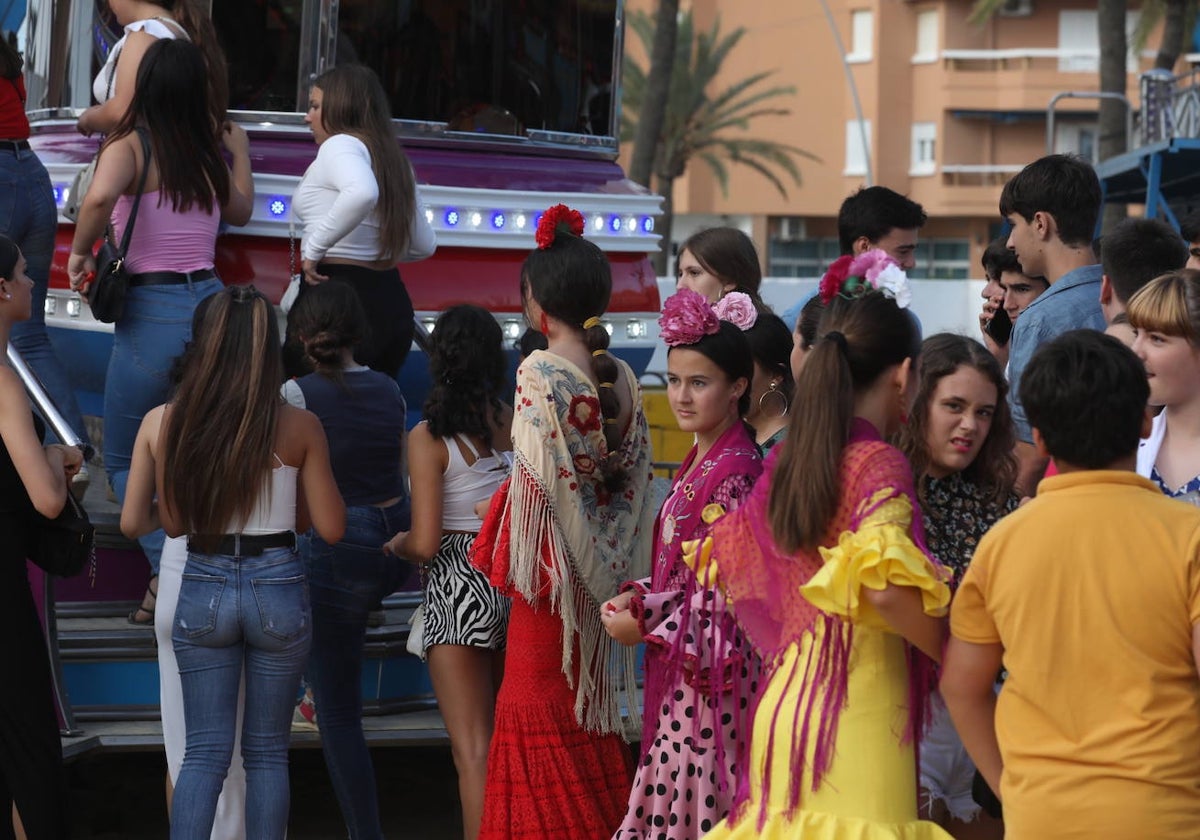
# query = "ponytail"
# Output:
<box><xmin>767</xmin><ymin>292</ymin><xmax>921</xmax><ymax>552</ymax></box>
<box><xmin>769</xmin><ymin>335</ymin><xmax>854</xmax><ymax>552</ymax></box>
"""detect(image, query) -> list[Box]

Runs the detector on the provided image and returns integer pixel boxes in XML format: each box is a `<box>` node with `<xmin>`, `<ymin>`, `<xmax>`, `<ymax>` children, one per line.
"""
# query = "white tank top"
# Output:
<box><xmin>236</xmin><ymin>456</ymin><xmax>298</xmax><ymax>535</ymax></box>
<box><xmin>441</xmin><ymin>433</ymin><xmax>510</xmax><ymax>532</ymax></box>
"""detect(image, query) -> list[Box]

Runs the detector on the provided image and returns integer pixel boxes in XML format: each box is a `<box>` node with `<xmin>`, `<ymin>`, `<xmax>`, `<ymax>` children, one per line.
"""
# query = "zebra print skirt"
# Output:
<box><xmin>419</xmin><ymin>532</ymin><xmax>509</xmax><ymax>655</ymax></box>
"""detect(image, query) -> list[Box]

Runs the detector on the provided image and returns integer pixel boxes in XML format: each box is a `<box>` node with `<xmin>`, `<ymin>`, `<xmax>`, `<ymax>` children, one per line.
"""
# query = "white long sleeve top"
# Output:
<box><xmin>293</xmin><ymin>133</ymin><xmax>436</xmax><ymax>263</ymax></box>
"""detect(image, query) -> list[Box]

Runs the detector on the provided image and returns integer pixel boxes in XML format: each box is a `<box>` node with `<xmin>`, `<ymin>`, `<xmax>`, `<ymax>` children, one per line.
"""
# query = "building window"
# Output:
<box><xmin>1058</xmin><ymin>10</ymin><xmax>1139</xmax><ymax>73</ymax></box>
<box><xmin>913</xmin><ymin>10</ymin><xmax>939</xmax><ymax>63</ymax></box>
<box><xmin>910</xmin><ymin>122</ymin><xmax>937</xmax><ymax>175</ymax></box>
<box><xmin>908</xmin><ymin>239</ymin><xmax>971</xmax><ymax>280</ymax></box>
<box><xmin>845</xmin><ymin>119</ymin><xmax>872</xmax><ymax>176</ymax></box>
<box><xmin>763</xmin><ymin>228</ymin><xmax>840</xmax><ymax>277</ymax></box>
<box><xmin>1054</xmin><ymin>123</ymin><xmax>1098</xmax><ymax>162</ymax></box>
<box><xmin>847</xmin><ymin>10</ymin><xmax>874</xmax><ymax>63</ymax></box>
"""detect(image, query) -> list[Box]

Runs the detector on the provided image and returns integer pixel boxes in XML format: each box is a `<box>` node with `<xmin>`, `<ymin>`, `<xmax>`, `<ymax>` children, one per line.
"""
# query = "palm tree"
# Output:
<box><xmin>622</xmin><ymin>10</ymin><xmax>817</xmax><ymax>273</ymax></box>
<box><xmin>628</xmin><ymin>0</ymin><xmax>679</xmax><ymax>188</ymax></box>
<box><xmin>1131</xmin><ymin>0</ymin><xmax>1195</xmax><ymax>70</ymax></box>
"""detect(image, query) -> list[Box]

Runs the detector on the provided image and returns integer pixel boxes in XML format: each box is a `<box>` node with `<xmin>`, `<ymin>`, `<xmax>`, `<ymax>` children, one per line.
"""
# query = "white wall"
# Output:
<box><xmin>645</xmin><ymin>276</ymin><xmax>989</xmax><ymax>375</ymax></box>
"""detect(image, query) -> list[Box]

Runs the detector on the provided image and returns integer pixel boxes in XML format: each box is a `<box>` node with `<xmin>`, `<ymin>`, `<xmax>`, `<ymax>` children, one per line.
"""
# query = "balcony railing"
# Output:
<box><xmin>941</xmin><ymin>164</ymin><xmax>1024</xmax><ymax>186</ymax></box>
<box><xmin>942</xmin><ymin>48</ymin><xmax>1152</xmax><ymax>75</ymax></box>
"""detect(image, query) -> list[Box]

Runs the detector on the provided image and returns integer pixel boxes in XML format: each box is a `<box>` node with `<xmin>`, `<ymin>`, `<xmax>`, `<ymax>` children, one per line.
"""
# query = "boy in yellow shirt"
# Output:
<box><xmin>943</xmin><ymin>329</ymin><xmax>1200</xmax><ymax>840</ymax></box>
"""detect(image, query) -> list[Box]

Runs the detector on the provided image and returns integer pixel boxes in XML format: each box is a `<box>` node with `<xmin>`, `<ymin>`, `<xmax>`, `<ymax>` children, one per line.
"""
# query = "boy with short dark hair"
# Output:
<box><xmin>977</xmin><ymin>236</ymin><xmax>1047</xmax><ymax>363</ymax></box>
<box><xmin>999</xmin><ymin>154</ymin><xmax>1107</xmax><ymax>494</ymax></box>
<box><xmin>942</xmin><ymin>329</ymin><xmax>1200</xmax><ymax>840</ymax></box>
<box><xmin>837</xmin><ymin>186</ymin><xmax>927</xmax><ymax>270</ymax></box>
<box><xmin>1099</xmin><ymin>217</ymin><xmax>1187</xmax><ymax>324</ymax></box>
<box><xmin>1180</xmin><ymin>209</ymin><xmax>1200</xmax><ymax>269</ymax></box>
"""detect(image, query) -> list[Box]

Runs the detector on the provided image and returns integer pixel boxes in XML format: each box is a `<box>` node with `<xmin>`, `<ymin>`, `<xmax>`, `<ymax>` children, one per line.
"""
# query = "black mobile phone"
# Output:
<box><xmin>985</xmin><ymin>307</ymin><xmax>1012</xmax><ymax>346</ymax></box>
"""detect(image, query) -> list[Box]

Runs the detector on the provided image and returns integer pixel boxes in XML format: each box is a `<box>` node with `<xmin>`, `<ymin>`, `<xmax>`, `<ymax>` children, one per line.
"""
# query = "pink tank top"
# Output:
<box><xmin>112</xmin><ymin>193</ymin><xmax>219</xmax><ymax>274</ymax></box>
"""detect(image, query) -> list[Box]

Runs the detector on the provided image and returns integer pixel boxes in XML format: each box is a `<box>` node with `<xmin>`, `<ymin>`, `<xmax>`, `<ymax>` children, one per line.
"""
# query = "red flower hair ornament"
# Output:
<box><xmin>535</xmin><ymin>203</ymin><xmax>586</xmax><ymax>249</ymax></box>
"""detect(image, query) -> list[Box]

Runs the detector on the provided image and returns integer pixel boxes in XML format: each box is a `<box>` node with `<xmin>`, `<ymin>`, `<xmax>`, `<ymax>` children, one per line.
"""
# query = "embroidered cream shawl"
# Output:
<box><xmin>503</xmin><ymin>349</ymin><xmax>655</xmax><ymax>735</ymax></box>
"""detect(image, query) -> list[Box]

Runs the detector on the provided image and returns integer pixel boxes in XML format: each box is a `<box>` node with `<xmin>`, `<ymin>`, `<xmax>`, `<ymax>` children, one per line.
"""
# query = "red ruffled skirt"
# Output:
<box><xmin>474</xmin><ymin>481</ymin><xmax>635</xmax><ymax>839</ymax></box>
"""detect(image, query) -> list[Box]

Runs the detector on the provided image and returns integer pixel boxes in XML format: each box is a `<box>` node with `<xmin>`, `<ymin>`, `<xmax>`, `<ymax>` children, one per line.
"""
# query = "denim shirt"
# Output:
<box><xmin>1008</xmin><ymin>263</ymin><xmax>1106</xmax><ymax>443</ymax></box>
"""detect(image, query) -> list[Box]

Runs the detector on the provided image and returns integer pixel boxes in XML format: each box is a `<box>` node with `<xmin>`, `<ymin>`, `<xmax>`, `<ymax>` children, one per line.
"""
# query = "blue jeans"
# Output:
<box><xmin>303</xmin><ymin>499</ymin><xmax>410</xmax><ymax>840</ymax></box>
<box><xmin>1</xmin><ymin>147</ymin><xmax>89</xmax><ymax>446</ymax></box>
<box><xmin>106</xmin><ymin>279</ymin><xmax>221</xmax><ymax>574</ymax></box>
<box><xmin>171</xmin><ymin>546</ymin><xmax>311</xmax><ymax>840</ymax></box>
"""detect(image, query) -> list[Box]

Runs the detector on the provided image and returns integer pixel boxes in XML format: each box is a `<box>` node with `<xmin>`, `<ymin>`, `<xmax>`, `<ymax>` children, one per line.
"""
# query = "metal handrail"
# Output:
<box><xmin>1046</xmin><ymin>91</ymin><xmax>1133</xmax><ymax>156</ymax></box>
<box><xmin>6</xmin><ymin>343</ymin><xmax>86</xmax><ymax>736</ymax></box>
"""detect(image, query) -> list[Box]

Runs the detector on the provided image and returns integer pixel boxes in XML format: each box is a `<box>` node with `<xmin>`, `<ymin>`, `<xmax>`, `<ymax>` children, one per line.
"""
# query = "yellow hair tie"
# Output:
<box><xmin>583</xmin><ymin>316</ymin><xmax>603</xmax><ymax>330</ymax></box>
<box><xmin>598</xmin><ymin>382</ymin><xmax>615</xmax><ymax>389</ymax></box>
<box><xmin>604</xmin><ymin>418</ymin><xmax>619</xmax><ymax>425</ymax></box>
<box><xmin>592</xmin><ymin>348</ymin><xmax>608</xmax><ymax>357</ymax></box>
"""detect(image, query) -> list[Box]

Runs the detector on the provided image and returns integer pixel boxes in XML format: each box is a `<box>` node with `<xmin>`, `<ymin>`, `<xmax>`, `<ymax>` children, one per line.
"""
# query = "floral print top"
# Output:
<box><xmin>918</xmin><ymin>472</ymin><xmax>1019</xmax><ymax>590</ymax></box>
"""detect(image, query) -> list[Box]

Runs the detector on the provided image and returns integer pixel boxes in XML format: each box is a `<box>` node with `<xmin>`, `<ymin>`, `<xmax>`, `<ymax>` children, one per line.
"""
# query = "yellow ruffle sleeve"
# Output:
<box><xmin>680</xmin><ymin>503</ymin><xmax>728</xmax><ymax>584</ymax></box>
<box><xmin>800</xmin><ymin>494</ymin><xmax>951</xmax><ymax>628</ymax></box>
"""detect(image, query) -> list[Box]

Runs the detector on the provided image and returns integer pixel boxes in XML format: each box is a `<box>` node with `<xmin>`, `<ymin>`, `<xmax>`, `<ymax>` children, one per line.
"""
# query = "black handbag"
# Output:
<box><xmin>86</xmin><ymin>128</ymin><xmax>151</xmax><ymax>324</ymax></box>
<box><xmin>34</xmin><ymin>491</ymin><xmax>95</xmax><ymax>577</ymax></box>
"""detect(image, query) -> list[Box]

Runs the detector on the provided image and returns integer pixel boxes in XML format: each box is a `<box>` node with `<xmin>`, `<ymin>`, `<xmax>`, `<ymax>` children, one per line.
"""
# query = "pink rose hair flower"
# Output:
<box><xmin>712</xmin><ymin>291</ymin><xmax>758</xmax><ymax>331</ymax></box>
<box><xmin>848</xmin><ymin>249</ymin><xmax>896</xmax><ymax>283</ymax></box>
<box><xmin>659</xmin><ymin>288</ymin><xmax>720</xmax><ymax>347</ymax></box>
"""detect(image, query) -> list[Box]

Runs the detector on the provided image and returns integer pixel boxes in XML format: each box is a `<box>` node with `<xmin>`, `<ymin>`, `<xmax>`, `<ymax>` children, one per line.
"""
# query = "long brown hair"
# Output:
<box><xmin>313</xmin><ymin>64</ymin><xmax>416</xmax><ymax>263</ymax></box>
<box><xmin>161</xmin><ymin>286</ymin><xmax>283</xmax><ymax>544</ymax></box>
<box><xmin>768</xmin><ymin>291</ymin><xmax>921</xmax><ymax>552</ymax></box>
<box><xmin>0</xmin><ymin>35</ymin><xmax>22</xmax><ymax>80</ymax></box>
<box><xmin>898</xmin><ymin>333</ymin><xmax>1016</xmax><ymax>505</ymax></box>
<box><xmin>147</xmin><ymin>0</ymin><xmax>228</xmax><ymax>133</ymax></box>
<box><xmin>105</xmin><ymin>38</ymin><xmax>229</xmax><ymax>213</ymax></box>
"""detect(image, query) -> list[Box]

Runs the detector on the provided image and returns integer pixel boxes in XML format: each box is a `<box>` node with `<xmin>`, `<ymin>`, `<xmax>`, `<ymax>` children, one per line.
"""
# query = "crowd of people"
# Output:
<box><xmin>3</xmin><ymin>4</ymin><xmax>1200</xmax><ymax>839</ymax></box>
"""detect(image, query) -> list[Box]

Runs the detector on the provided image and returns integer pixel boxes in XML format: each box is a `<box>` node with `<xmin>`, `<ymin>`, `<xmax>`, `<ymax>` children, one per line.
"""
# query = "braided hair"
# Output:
<box><xmin>522</xmin><ymin>218</ymin><xmax>626</xmax><ymax>490</ymax></box>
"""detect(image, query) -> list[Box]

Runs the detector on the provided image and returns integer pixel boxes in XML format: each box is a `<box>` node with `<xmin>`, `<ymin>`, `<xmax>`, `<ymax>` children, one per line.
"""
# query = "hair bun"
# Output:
<box><xmin>535</xmin><ymin>203</ymin><xmax>585</xmax><ymax>250</ymax></box>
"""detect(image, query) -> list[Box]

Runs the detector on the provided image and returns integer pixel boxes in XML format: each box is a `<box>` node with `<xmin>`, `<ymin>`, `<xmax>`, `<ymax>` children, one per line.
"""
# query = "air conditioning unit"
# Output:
<box><xmin>997</xmin><ymin>0</ymin><xmax>1033</xmax><ymax>17</ymax></box>
<box><xmin>776</xmin><ymin>217</ymin><xmax>806</xmax><ymax>240</ymax></box>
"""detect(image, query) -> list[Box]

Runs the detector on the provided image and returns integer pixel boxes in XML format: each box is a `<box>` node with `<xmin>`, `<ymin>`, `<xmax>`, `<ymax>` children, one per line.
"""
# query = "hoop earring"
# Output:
<box><xmin>758</xmin><ymin>381</ymin><xmax>788</xmax><ymax>417</ymax></box>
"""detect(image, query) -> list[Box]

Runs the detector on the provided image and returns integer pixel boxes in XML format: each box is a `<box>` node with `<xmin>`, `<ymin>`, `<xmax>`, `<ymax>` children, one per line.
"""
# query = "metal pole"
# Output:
<box><xmin>1046</xmin><ymin>91</ymin><xmax>1134</xmax><ymax>156</ymax></box>
<box><xmin>6</xmin><ymin>343</ymin><xmax>93</xmax><ymax>460</ymax></box>
<box><xmin>817</xmin><ymin>0</ymin><xmax>873</xmax><ymax>186</ymax></box>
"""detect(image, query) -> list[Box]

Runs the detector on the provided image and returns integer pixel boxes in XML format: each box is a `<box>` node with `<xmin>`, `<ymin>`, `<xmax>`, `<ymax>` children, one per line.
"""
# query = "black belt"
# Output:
<box><xmin>129</xmin><ymin>269</ymin><xmax>217</xmax><ymax>287</ymax></box>
<box><xmin>188</xmin><ymin>531</ymin><xmax>296</xmax><ymax>557</ymax></box>
<box><xmin>0</xmin><ymin>139</ymin><xmax>29</xmax><ymax>153</ymax></box>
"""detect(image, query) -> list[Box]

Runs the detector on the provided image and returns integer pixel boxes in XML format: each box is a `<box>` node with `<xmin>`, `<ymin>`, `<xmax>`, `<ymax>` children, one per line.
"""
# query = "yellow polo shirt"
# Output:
<box><xmin>952</xmin><ymin>470</ymin><xmax>1200</xmax><ymax>840</ymax></box>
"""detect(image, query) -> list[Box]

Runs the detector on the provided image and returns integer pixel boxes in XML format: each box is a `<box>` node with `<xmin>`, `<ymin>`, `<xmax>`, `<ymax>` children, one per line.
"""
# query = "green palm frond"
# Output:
<box><xmin>967</xmin><ymin>0</ymin><xmax>1011</xmax><ymax>25</ymax></box>
<box><xmin>1131</xmin><ymin>0</ymin><xmax>1166</xmax><ymax>50</ymax></box>
<box><xmin>622</xmin><ymin>8</ymin><xmax>816</xmax><ymax>198</ymax></box>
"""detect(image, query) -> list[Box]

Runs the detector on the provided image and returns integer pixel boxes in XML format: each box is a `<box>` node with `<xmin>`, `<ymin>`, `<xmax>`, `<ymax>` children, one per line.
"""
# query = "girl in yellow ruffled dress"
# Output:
<box><xmin>684</xmin><ymin>253</ymin><xmax>954</xmax><ymax>839</ymax></box>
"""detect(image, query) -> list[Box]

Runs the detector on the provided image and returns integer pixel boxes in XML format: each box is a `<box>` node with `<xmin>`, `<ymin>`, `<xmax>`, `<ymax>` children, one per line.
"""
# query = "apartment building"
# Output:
<box><xmin>625</xmin><ymin>0</ymin><xmax>1169</xmax><ymax>279</ymax></box>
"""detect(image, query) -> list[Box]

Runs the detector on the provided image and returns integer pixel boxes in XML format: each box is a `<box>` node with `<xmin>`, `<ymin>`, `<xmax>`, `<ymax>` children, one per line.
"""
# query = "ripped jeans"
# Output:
<box><xmin>170</xmin><ymin>546</ymin><xmax>311</xmax><ymax>840</ymax></box>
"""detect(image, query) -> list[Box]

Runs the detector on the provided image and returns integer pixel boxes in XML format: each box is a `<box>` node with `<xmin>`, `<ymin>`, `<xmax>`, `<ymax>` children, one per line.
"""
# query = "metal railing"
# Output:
<box><xmin>7</xmin><ymin>343</ymin><xmax>90</xmax><ymax>736</ymax></box>
<box><xmin>1140</xmin><ymin>67</ymin><xmax>1200</xmax><ymax>145</ymax></box>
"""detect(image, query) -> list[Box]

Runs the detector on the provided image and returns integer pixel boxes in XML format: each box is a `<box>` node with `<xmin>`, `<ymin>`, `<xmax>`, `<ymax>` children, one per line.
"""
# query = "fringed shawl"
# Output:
<box><xmin>485</xmin><ymin>350</ymin><xmax>656</xmax><ymax>735</ymax></box>
<box><xmin>687</xmin><ymin>419</ymin><xmax>950</xmax><ymax>823</ymax></box>
<box><xmin>637</xmin><ymin>420</ymin><xmax>762</xmax><ymax>763</ymax></box>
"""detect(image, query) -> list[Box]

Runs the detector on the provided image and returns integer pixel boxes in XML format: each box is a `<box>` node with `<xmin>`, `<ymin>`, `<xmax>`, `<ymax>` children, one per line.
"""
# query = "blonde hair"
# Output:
<box><xmin>1126</xmin><ymin>269</ymin><xmax>1200</xmax><ymax>341</ymax></box>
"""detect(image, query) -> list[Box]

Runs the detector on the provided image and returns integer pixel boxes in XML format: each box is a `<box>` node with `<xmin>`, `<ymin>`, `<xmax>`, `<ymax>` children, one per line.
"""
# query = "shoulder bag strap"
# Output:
<box><xmin>113</xmin><ymin>128</ymin><xmax>152</xmax><ymax>259</ymax></box>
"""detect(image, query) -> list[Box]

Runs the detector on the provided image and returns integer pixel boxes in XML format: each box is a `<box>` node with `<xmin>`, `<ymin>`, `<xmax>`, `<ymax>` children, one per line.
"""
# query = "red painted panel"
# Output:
<box><xmin>50</xmin><ymin>231</ymin><xmax>661</xmax><ymax>314</ymax></box>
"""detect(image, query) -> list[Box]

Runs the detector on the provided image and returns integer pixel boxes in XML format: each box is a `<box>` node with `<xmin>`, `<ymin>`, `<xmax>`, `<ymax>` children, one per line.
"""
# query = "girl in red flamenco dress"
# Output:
<box><xmin>472</xmin><ymin>205</ymin><xmax>657</xmax><ymax>839</ymax></box>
